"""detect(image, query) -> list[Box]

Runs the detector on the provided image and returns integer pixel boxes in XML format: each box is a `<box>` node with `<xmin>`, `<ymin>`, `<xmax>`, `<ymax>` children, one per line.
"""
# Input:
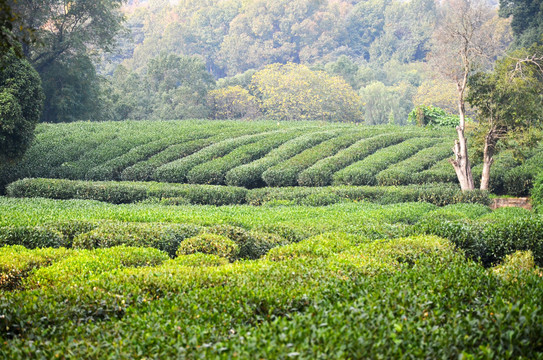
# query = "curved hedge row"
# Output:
<box><xmin>503</xmin><ymin>147</ymin><xmax>543</xmax><ymax>196</ymax></box>
<box><xmin>5</xmin><ymin>178</ymin><xmax>492</xmax><ymax>207</ymax></box>
<box><xmin>298</xmin><ymin>133</ymin><xmax>408</xmax><ymax>187</ymax></box>
<box><xmin>186</xmin><ymin>131</ymin><xmax>300</xmax><ymax>185</ymax></box>
<box><xmin>225</xmin><ymin>131</ymin><xmax>338</xmax><ymax>188</ymax></box>
<box><xmin>376</xmin><ymin>141</ymin><xmax>452</xmax><ymax>186</ymax></box>
<box><xmin>154</xmin><ymin>132</ymin><xmax>280</xmax><ymax>183</ymax></box>
<box><xmin>262</xmin><ymin>131</ymin><xmax>368</xmax><ymax>187</ymax></box>
<box><xmin>333</xmin><ymin>137</ymin><xmax>438</xmax><ymax>186</ymax></box>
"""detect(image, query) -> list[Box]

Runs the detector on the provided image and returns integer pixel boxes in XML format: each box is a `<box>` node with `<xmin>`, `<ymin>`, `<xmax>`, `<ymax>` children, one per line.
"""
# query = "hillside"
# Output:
<box><xmin>2</xmin><ymin>120</ymin><xmax>541</xmax><ymax>195</ymax></box>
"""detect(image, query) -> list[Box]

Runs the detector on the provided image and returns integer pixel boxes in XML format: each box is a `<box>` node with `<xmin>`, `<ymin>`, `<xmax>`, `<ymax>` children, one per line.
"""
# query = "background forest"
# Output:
<box><xmin>6</xmin><ymin>0</ymin><xmax>528</xmax><ymax>125</ymax></box>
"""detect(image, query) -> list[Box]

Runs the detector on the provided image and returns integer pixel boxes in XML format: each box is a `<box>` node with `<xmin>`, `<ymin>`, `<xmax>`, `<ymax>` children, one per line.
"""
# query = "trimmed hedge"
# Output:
<box><xmin>333</xmin><ymin>137</ymin><xmax>438</xmax><ymax>186</ymax></box>
<box><xmin>0</xmin><ymin>245</ymin><xmax>72</xmax><ymax>291</ymax></box>
<box><xmin>376</xmin><ymin>141</ymin><xmax>452</xmax><ymax>186</ymax></box>
<box><xmin>73</xmin><ymin>222</ymin><xmax>201</xmax><ymax>257</ymax></box>
<box><xmin>532</xmin><ymin>171</ymin><xmax>543</xmax><ymax>210</ymax></box>
<box><xmin>225</xmin><ymin>131</ymin><xmax>338</xmax><ymax>188</ymax></box>
<box><xmin>186</xmin><ymin>131</ymin><xmax>299</xmax><ymax>185</ymax></box>
<box><xmin>207</xmin><ymin>225</ymin><xmax>287</xmax><ymax>259</ymax></box>
<box><xmin>503</xmin><ymin>147</ymin><xmax>543</xmax><ymax>196</ymax></box>
<box><xmin>247</xmin><ymin>184</ymin><xmax>491</xmax><ymax>207</ymax></box>
<box><xmin>154</xmin><ymin>132</ymin><xmax>277</xmax><ymax>183</ymax></box>
<box><xmin>297</xmin><ymin>132</ymin><xmax>408</xmax><ymax>187</ymax></box>
<box><xmin>6</xmin><ymin>178</ymin><xmax>248</xmax><ymax>206</ymax></box>
<box><xmin>262</xmin><ymin>132</ymin><xmax>367</xmax><ymax>187</ymax></box>
<box><xmin>176</xmin><ymin>233</ymin><xmax>240</xmax><ymax>261</ymax></box>
<box><xmin>24</xmin><ymin>246</ymin><xmax>169</xmax><ymax>289</ymax></box>
<box><xmin>415</xmin><ymin>211</ymin><xmax>543</xmax><ymax>267</ymax></box>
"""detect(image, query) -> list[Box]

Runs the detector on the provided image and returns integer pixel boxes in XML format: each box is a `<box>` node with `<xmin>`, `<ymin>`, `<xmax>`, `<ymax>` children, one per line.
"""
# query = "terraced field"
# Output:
<box><xmin>3</xmin><ymin>120</ymin><xmax>541</xmax><ymax>196</ymax></box>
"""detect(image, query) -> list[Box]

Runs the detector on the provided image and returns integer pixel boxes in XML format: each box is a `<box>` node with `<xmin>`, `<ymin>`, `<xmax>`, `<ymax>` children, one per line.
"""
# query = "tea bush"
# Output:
<box><xmin>297</xmin><ymin>132</ymin><xmax>409</xmax><ymax>187</ymax></box>
<box><xmin>176</xmin><ymin>233</ymin><xmax>240</xmax><ymax>261</ymax></box>
<box><xmin>262</xmin><ymin>132</ymin><xmax>366</xmax><ymax>187</ymax></box>
<box><xmin>333</xmin><ymin>137</ymin><xmax>438</xmax><ymax>186</ymax></box>
<box><xmin>73</xmin><ymin>221</ymin><xmax>200</xmax><ymax>257</ymax></box>
<box><xmin>225</xmin><ymin>130</ymin><xmax>337</xmax><ymax>188</ymax></box>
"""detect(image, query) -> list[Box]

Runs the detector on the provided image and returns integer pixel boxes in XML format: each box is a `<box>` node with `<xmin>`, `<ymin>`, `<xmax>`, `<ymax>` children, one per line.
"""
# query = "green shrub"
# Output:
<box><xmin>7</xmin><ymin>178</ymin><xmax>248</xmax><ymax>206</ymax></box>
<box><xmin>171</xmin><ymin>253</ymin><xmax>229</xmax><ymax>267</ymax></box>
<box><xmin>176</xmin><ymin>233</ymin><xmax>240</xmax><ymax>261</ymax></box>
<box><xmin>0</xmin><ymin>225</ymin><xmax>65</xmax><ymax>248</ymax></box>
<box><xmin>186</xmin><ymin>131</ymin><xmax>297</xmax><ymax>185</ymax></box>
<box><xmin>376</xmin><ymin>142</ymin><xmax>452</xmax><ymax>186</ymax></box>
<box><xmin>333</xmin><ymin>138</ymin><xmax>438</xmax><ymax>186</ymax></box>
<box><xmin>0</xmin><ymin>246</ymin><xmax>72</xmax><ymax>291</ymax></box>
<box><xmin>225</xmin><ymin>130</ymin><xmax>337</xmax><ymax>188</ymax></box>
<box><xmin>262</xmin><ymin>132</ymin><xmax>364</xmax><ymax>187</ymax></box>
<box><xmin>207</xmin><ymin>225</ymin><xmax>287</xmax><ymax>259</ymax></box>
<box><xmin>472</xmin><ymin>150</ymin><xmax>521</xmax><ymax>194</ymax></box>
<box><xmin>73</xmin><ymin>222</ymin><xmax>201</xmax><ymax>257</ymax></box>
<box><xmin>24</xmin><ymin>246</ymin><xmax>169</xmax><ymax>288</ymax></box>
<box><xmin>266</xmin><ymin>232</ymin><xmax>362</xmax><ymax>261</ymax></box>
<box><xmin>532</xmin><ymin>172</ymin><xmax>543</xmax><ymax>209</ymax></box>
<box><xmin>297</xmin><ymin>132</ymin><xmax>409</xmax><ymax>187</ymax></box>
<box><xmin>504</xmin><ymin>148</ymin><xmax>543</xmax><ymax>196</ymax></box>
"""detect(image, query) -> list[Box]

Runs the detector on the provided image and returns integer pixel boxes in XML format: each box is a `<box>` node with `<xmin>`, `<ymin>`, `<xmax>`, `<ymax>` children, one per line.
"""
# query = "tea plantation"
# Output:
<box><xmin>1</xmin><ymin>120</ymin><xmax>543</xmax><ymax>358</ymax></box>
<box><xmin>2</xmin><ymin>120</ymin><xmax>542</xmax><ymax>195</ymax></box>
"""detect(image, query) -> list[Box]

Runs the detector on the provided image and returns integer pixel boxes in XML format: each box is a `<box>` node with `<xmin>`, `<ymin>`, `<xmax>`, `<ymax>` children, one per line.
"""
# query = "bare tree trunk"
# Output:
<box><xmin>480</xmin><ymin>128</ymin><xmax>497</xmax><ymax>191</ymax></box>
<box><xmin>450</xmin><ymin>81</ymin><xmax>475</xmax><ymax>191</ymax></box>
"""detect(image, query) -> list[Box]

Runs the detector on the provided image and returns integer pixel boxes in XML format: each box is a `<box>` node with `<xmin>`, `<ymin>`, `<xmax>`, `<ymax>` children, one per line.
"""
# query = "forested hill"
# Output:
<box><xmin>115</xmin><ymin>0</ymin><xmax>438</xmax><ymax>77</ymax></box>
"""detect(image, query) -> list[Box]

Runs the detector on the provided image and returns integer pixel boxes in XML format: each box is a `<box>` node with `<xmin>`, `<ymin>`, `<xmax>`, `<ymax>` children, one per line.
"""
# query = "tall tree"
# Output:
<box><xmin>499</xmin><ymin>0</ymin><xmax>543</xmax><ymax>48</ymax></box>
<box><xmin>467</xmin><ymin>46</ymin><xmax>543</xmax><ymax>190</ymax></box>
<box><xmin>431</xmin><ymin>0</ymin><xmax>511</xmax><ymax>190</ymax></box>
<box><xmin>0</xmin><ymin>50</ymin><xmax>44</xmax><ymax>162</ymax></box>
<box><xmin>10</xmin><ymin>0</ymin><xmax>126</xmax><ymax>122</ymax></box>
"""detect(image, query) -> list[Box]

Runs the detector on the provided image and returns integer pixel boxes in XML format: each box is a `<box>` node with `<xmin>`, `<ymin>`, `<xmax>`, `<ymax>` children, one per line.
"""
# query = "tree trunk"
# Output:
<box><xmin>450</xmin><ymin>89</ymin><xmax>475</xmax><ymax>191</ymax></box>
<box><xmin>480</xmin><ymin>129</ymin><xmax>498</xmax><ymax>191</ymax></box>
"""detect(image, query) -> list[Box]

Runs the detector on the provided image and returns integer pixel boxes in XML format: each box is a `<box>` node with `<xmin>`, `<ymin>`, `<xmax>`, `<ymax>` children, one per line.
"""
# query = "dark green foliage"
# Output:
<box><xmin>499</xmin><ymin>0</ymin><xmax>543</xmax><ymax>48</ymax></box>
<box><xmin>532</xmin><ymin>172</ymin><xmax>543</xmax><ymax>209</ymax></box>
<box><xmin>0</xmin><ymin>226</ymin><xmax>65</xmax><ymax>249</ymax></box>
<box><xmin>207</xmin><ymin>225</ymin><xmax>287</xmax><ymax>260</ymax></box>
<box><xmin>225</xmin><ymin>130</ymin><xmax>338</xmax><ymax>188</ymax></box>
<box><xmin>333</xmin><ymin>137</ymin><xmax>438</xmax><ymax>186</ymax></box>
<box><xmin>407</xmin><ymin>105</ymin><xmax>460</xmax><ymax>128</ymax></box>
<box><xmin>262</xmin><ymin>132</ymin><xmax>366</xmax><ymax>187</ymax></box>
<box><xmin>6</xmin><ymin>178</ymin><xmax>248</xmax><ymax>206</ymax></box>
<box><xmin>504</xmin><ymin>148</ymin><xmax>543</xmax><ymax>196</ymax></box>
<box><xmin>73</xmin><ymin>222</ymin><xmax>200</xmax><ymax>258</ymax></box>
<box><xmin>0</xmin><ymin>50</ymin><xmax>44</xmax><ymax>162</ymax></box>
<box><xmin>176</xmin><ymin>233</ymin><xmax>239</xmax><ymax>261</ymax></box>
<box><xmin>415</xmin><ymin>211</ymin><xmax>543</xmax><ymax>267</ymax></box>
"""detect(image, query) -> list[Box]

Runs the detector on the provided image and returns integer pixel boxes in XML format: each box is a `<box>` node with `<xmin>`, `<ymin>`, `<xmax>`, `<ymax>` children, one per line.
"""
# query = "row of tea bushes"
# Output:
<box><xmin>154</xmin><ymin>132</ymin><xmax>280</xmax><ymax>183</ymax></box>
<box><xmin>0</xmin><ymin>234</ymin><xmax>541</xmax><ymax>358</ymax></box>
<box><xmin>185</xmin><ymin>130</ymin><xmax>301</xmax><ymax>185</ymax></box>
<box><xmin>333</xmin><ymin>137</ymin><xmax>439</xmax><ymax>186</ymax></box>
<box><xmin>297</xmin><ymin>132</ymin><xmax>407</xmax><ymax>187</ymax></box>
<box><xmin>376</xmin><ymin>141</ymin><xmax>452</xmax><ymax>186</ymax></box>
<box><xmin>5</xmin><ymin>178</ymin><xmax>492</xmax><ymax>207</ymax></box>
<box><xmin>225</xmin><ymin>130</ymin><xmax>340</xmax><ymax>188</ymax></box>
<box><xmin>503</xmin><ymin>147</ymin><xmax>543</xmax><ymax>196</ymax></box>
<box><xmin>261</xmin><ymin>131</ymin><xmax>374</xmax><ymax>187</ymax></box>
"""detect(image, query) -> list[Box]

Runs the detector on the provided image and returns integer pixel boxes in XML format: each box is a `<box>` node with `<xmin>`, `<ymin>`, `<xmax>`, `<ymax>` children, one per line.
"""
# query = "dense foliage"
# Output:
<box><xmin>0</xmin><ymin>50</ymin><xmax>44</xmax><ymax>162</ymax></box>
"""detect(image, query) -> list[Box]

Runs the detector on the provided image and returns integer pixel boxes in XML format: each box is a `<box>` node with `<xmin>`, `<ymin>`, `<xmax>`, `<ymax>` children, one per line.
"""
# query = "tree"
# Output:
<box><xmin>431</xmin><ymin>0</ymin><xmax>511</xmax><ymax>190</ymax></box>
<box><xmin>10</xmin><ymin>0</ymin><xmax>126</xmax><ymax>122</ymax></box>
<box><xmin>467</xmin><ymin>46</ymin><xmax>543</xmax><ymax>190</ymax></box>
<box><xmin>0</xmin><ymin>50</ymin><xmax>44</xmax><ymax>162</ymax></box>
<box><xmin>0</xmin><ymin>0</ymin><xmax>37</xmax><ymax>58</ymax></box>
<box><xmin>250</xmin><ymin>63</ymin><xmax>363</xmax><ymax>122</ymax></box>
<box><xmin>207</xmin><ymin>86</ymin><xmax>261</xmax><ymax>120</ymax></box>
<box><xmin>499</xmin><ymin>0</ymin><xmax>543</xmax><ymax>48</ymax></box>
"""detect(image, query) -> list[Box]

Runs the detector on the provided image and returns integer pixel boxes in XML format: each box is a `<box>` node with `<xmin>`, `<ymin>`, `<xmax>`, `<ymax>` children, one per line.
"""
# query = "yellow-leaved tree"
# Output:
<box><xmin>250</xmin><ymin>63</ymin><xmax>363</xmax><ymax>122</ymax></box>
